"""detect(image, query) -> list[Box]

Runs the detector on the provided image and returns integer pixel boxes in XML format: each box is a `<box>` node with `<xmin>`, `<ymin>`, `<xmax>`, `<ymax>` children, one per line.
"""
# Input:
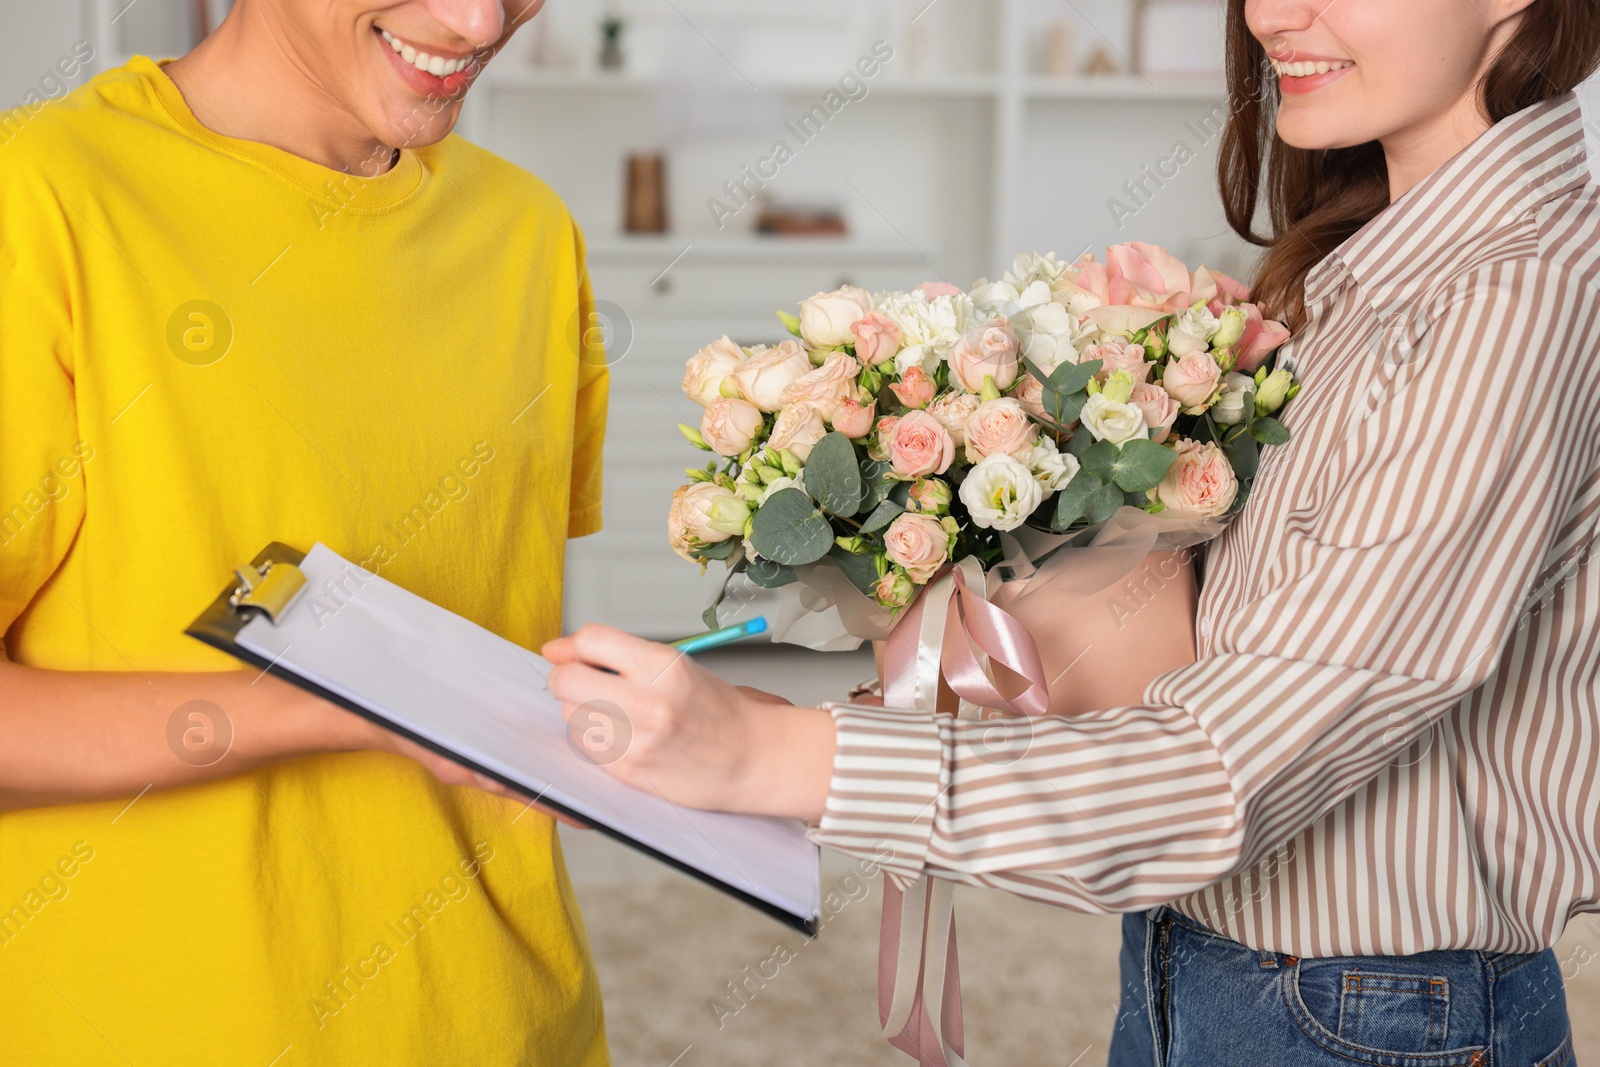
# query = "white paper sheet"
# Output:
<box><xmin>237</xmin><ymin>543</ymin><xmax>820</xmax><ymax>928</ymax></box>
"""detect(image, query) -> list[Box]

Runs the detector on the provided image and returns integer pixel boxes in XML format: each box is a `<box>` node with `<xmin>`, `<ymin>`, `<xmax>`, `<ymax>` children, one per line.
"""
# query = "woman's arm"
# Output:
<box><xmin>546</xmin><ymin>262</ymin><xmax>1600</xmax><ymax>908</ymax></box>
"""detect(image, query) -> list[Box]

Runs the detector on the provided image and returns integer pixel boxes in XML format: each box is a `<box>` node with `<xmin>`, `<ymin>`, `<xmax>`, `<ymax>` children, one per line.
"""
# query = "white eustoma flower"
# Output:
<box><xmin>1026</xmin><ymin>438</ymin><xmax>1079</xmax><ymax>494</ymax></box>
<box><xmin>1211</xmin><ymin>372</ymin><xmax>1257</xmax><ymax>426</ymax></box>
<box><xmin>1167</xmin><ymin>304</ymin><xmax>1221</xmax><ymax>357</ymax></box>
<box><xmin>1080</xmin><ymin>393</ymin><xmax>1149</xmax><ymax>445</ymax></box>
<box><xmin>958</xmin><ymin>452</ymin><xmax>1044</xmax><ymax>532</ymax></box>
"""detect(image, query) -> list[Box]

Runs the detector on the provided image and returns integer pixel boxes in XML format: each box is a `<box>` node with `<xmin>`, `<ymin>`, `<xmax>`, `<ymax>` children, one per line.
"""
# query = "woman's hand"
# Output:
<box><xmin>542</xmin><ymin>625</ymin><xmax>837</xmax><ymax>822</ymax></box>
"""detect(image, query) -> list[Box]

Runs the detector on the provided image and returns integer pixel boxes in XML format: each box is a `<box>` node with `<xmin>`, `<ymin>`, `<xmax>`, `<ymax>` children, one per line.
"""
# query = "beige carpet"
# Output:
<box><xmin>570</xmin><ymin>646</ymin><xmax>1600</xmax><ymax>1065</ymax></box>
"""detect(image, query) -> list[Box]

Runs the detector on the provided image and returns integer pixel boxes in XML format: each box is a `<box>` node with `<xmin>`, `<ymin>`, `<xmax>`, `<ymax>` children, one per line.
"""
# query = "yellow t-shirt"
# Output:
<box><xmin>0</xmin><ymin>57</ymin><xmax>609</xmax><ymax>1065</ymax></box>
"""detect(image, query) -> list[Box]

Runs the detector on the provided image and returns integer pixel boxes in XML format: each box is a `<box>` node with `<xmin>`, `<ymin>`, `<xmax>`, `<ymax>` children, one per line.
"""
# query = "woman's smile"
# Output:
<box><xmin>1269</xmin><ymin>51</ymin><xmax>1356</xmax><ymax>95</ymax></box>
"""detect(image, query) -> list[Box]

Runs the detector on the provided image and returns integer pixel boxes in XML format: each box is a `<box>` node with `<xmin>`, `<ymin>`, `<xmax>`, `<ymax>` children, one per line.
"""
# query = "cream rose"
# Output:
<box><xmin>883</xmin><ymin>513</ymin><xmax>950</xmax><ymax>583</ymax></box>
<box><xmin>1155</xmin><ymin>439</ymin><xmax>1237</xmax><ymax>517</ymax></box>
<box><xmin>781</xmin><ymin>350</ymin><xmax>860</xmax><ymax>422</ymax></box>
<box><xmin>1210</xmin><ymin>372</ymin><xmax>1257</xmax><ymax>426</ymax></box>
<box><xmin>1009</xmin><ymin>374</ymin><xmax>1047</xmax><ymax>419</ymax></box>
<box><xmin>948</xmin><ymin>318</ymin><xmax>1021</xmax><ymax>393</ymax></box>
<box><xmin>926</xmin><ymin>391</ymin><xmax>980</xmax><ymax>447</ymax></box>
<box><xmin>962</xmin><ymin>397</ymin><xmax>1037</xmax><ymax>463</ymax></box>
<box><xmin>1161</xmin><ymin>350</ymin><xmax>1224</xmax><ymax>413</ymax></box>
<box><xmin>668</xmin><ymin>482</ymin><xmax>747</xmax><ymax>560</ymax></box>
<box><xmin>1080</xmin><ymin>393</ymin><xmax>1149</xmax><ymax>445</ymax></box>
<box><xmin>1166</xmin><ymin>304</ymin><xmax>1220</xmax><ymax>358</ymax></box>
<box><xmin>887</xmin><ymin>409</ymin><xmax>956</xmax><ymax>477</ymax></box>
<box><xmin>1129</xmin><ymin>381</ymin><xmax>1180</xmax><ymax>444</ymax></box>
<box><xmin>731</xmin><ymin>340</ymin><xmax>812</xmax><ymax>412</ymax></box>
<box><xmin>700</xmin><ymin>397</ymin><xmax>765</xmax><ymax>457</ymax></box>
<box><xmin>682</xmin><ymin>335</ymin><xmax>746</xmax><ymax>406</ymax></box>
<box><xmin>799</xmin><ymin>286</ymin><xmax>874</xmax><ymax>348</ymax></box>
<box><xmin>767</xmin><ymin>401</ymin><xmax>829</xmax><ymax>461</ymax></box>
<box><xmin>958</xmin><ymin>452</ymin><xmax>1043</xmax><ymax>532</ymax></box>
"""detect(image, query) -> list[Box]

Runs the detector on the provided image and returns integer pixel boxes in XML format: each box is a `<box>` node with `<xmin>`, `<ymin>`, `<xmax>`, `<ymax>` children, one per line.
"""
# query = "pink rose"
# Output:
<box><xmin>832</xmin><ymin>396</ymin><xmax>876</xmax><ymax>438</ymax></box>
<box><xmin>731</xmin><ymin>340</ymin><xmax>812</xmax><ymax>411</ymax></box>
<box><xmin>962</xmin><ymin>397</ymin><xmax>1038</xmax><ymax>463</ymax></box>
<box><xmin>781</xmin><ymin>350</ymin><xmax>860</xmax><ymax>421</ymax></box>
<box><xmin>682</xmin><ymin>335</ymin><xmax>745</xmax><ymax>406</ymax></box>
<box><xmin>887</xmin><ymin>409</ymin><xmax>955</xmax><ymax>477</ymax></box>
<box><xmin>1050</xmin><ymin>255</ymin><xmax>1110</xmax><ymax>313</ymax></box>
<box><xmin>768</xmin><ymin>401</ymin><xmax>829</xmax><ymax>461</ymax></box>
<box><xmin>851</xmin><ymin>311</ymin><xmax>903</xmax><ymax>367</ymax></box>
<box><xmin>926</xmin><ymin>391</ymin><xmax>980</xmax><ymax>447</ymax></box>
<box><xmin>1081</xmin><ymin>340</ymin><xmax>1151</xmax><ymax>384</ymax></box>
<box><xmin>1105</xmin><ymin>242</ymin><xmax>1191</xmax><ymax>312</ymax></box>
<box><xmin>1009</xmin><ymin>374</ymin><xmax>1047</xmax><ymax>419</ymax></box>
<box><xmin>917</xmin><ymin>282</ymin><xmax>965</xmax><ymax>299</ymax></box>
<box><xmin>874</xmin><ymin>569</ymin><xmax>915</xmax><ymax>608</ymax></box>
<box><xmin>1155</xmin><ymin>439</ymin><xmax>1238</xmax><ymax>517</ymax></box>
<box><xmin>799</xmin><ymin>285</ymin><xmax>874</xmax><ymax>348</ymax></box>
<box><xmin>1161</xmin><ymin>350</ymin><xmax>1224</xmax><ymax>413</ymax></box>
<box><xmin>1129</xmin><ymin>381</ymin><xmax>1180</xmax><ymax>444</ymax></box>
<box><xmin>883</xmin><ymin>513</ymin><xmax>950</xmax><ymax>583</ymax></box>
<box><xmin>1233</xmin><ymin>303</ymin><xmax>1292</xmax><ymax>374</ymax></box>
<box><xmin>890</xmin><ymin>366</ymin><xmax>937</xmax><ymax>409</ymax></box>
<box><xmin>948</xmin><ymin>318</ymin><xmax>1021</xmax><ymax>393</ymax></box>
<box><xmin>868</xmin><ymin>414</ymin><xmax>901</xmax><ymax>461</ymax></box>
<box><xmin>1191</xmin><ymin>266</ymin><xmax>1251</xmax><ymax>315</ymax></box>
<box><xmin>700</xmin><ymin>397</ymin><xmax>765</xmax><ymax>456</ymax></box>
<box><xmin>668</xmin><ymin>482</ymin><xmax>745</xmax><ymax>560</ymax></box>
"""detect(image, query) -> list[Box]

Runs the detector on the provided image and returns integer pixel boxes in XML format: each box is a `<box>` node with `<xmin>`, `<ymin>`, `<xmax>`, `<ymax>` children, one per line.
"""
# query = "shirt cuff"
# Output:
<box><xmin>807</xmin><ymin>702</ymin><xmax>944</xmax><ymax>890</ymax></box>
<box><xmin>567</xmin><ymin>502</ymin><xmax>603</xmax><ymax>539</ymax></box>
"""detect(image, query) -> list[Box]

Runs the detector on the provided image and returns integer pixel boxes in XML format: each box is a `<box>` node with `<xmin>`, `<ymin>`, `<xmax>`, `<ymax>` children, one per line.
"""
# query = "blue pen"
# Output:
<box><xmin>671</xmin><ymin>616</ymin><xmax>769</xmax><ymax>654</ymax></box>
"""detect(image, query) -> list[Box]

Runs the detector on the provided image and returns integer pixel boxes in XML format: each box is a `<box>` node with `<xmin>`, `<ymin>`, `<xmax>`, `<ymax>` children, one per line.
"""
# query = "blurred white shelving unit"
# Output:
<box><xmin>79</xmin><ymin>0</ymin><xmax>1241</xmax><ymax>636</ymax></box>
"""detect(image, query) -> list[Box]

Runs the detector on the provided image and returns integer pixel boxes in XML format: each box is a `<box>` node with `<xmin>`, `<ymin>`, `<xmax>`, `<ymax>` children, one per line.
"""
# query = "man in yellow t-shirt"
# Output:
<box><xmin>0</xmin><ymin>1</ymin><xmax>609</xmax><ymax>1063</ymax></box>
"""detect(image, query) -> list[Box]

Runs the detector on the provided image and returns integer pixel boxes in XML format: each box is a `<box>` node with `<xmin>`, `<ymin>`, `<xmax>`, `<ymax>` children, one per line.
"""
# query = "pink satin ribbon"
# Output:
<box><xmin>877</xmin><ymin>559</ymin><xmax>1051</xmax><ymax>1067</ymax></box>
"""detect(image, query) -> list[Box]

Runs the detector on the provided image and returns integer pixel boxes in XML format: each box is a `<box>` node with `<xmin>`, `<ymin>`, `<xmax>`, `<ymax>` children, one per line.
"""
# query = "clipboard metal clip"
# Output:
<box><xmin>229</xmin><ymin>559</ymin><xmax>309</xmax><ymax>624</ymax></box>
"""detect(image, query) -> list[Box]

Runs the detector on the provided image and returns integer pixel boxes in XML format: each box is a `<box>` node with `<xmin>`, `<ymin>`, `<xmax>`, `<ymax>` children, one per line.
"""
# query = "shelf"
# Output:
<box><xmin>1023</xmin><ymin>76</ymin><xmax>1226</xmax><ymax>102</ymax></box>
<box><xmin>583</xmin><ymin>233</ymin><xmax>936</xmax><ymax>265</ymax></box>
<box><xmin>480</xmin><ymin>66</ymin><xmax>1001</xmax><ymax>98</ymax></box>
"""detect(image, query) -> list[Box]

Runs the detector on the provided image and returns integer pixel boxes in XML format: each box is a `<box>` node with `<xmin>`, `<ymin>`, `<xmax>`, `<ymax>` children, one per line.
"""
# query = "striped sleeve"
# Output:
<box><xmin>812</xmin><ymin>261</ymin><xmax>1600</xmax><ymax>911</ymax></box>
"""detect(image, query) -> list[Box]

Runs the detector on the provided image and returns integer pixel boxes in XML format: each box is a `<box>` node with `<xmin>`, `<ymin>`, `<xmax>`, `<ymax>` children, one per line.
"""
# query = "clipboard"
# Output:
<box><xmin>187</xmin><ymin>542</ymin><xmax>822</xmax><ymax>936</ymax></box>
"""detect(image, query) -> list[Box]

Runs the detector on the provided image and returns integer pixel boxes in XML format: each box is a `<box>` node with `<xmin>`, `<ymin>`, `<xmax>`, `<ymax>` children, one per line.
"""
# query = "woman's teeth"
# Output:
<box><xmin>379</xmin><ymin>28</ymin><xmax>471</xmax><ymax>77</ymax></box>
<box><xmin>1271</xmin><ymin>58</ymin><xmax>1353</xmax><ymax>78</ymax></box>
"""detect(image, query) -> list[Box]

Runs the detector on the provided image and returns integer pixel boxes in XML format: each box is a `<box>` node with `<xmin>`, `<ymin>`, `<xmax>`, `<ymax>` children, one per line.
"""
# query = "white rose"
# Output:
<box><xmin>1211</xmin><ymin>372</ymin><xmax>1258</xmax><ymax>426</ymax></box>
<box><xmin>730</xmin><ymin>340</ymin><xmax>812</xmax><ymax>412</ymax></box>
<box><xmin>1080</xmin><ymin>393</ymin><xmax>1149</xmax><ymax>445</ymax></box>
<box><xmin>799</xmin><ymin>286</ymin><xmax>873</xmax><ymax>349</ymax></box>
<box><xmin>1167</xmin><ymin>304</ymin><xmax>1220</xmax><ymax>358</ymax></box>
<box><xmin>682</xmin><ymin>335</ymin><xmax>745</xmax><ymax>406</ymax></box>
<box><xmin>958</xmin><ymin>452</ymin><xmax>1044</xmax><ymax>532</ymax></box>
<box><xmin>1026</xmin><ymin>438</ymin><xmax>1079</xmax><ymax>494</ymax></box>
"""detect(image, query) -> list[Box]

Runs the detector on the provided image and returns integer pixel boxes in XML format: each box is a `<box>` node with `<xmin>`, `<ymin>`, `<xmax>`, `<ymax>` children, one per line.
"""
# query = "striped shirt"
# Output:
<box><xmin>812</xmin><ymin>92</ymin><xmax>1600</xmax><ymax>957</ymax></box>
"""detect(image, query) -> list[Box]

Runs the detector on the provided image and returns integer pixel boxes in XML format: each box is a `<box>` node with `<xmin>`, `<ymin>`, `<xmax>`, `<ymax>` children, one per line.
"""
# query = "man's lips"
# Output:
<box><xmin>374</xmin><ymin>26</ymin><xmax>483</xmax><ymax>97</ymax></box>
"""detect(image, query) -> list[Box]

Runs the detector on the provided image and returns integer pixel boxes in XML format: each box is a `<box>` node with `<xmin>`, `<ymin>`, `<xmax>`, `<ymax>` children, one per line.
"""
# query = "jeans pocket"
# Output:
<box><xmin>1286</xmin><ymin>960</ymin><xmax>1488</xmax><ymax>1067</ymax></box>
<box><xmin>1534</xmin><ymin>1031</ymin><xmax>1574</xmax><ymax>1067</ymax></box>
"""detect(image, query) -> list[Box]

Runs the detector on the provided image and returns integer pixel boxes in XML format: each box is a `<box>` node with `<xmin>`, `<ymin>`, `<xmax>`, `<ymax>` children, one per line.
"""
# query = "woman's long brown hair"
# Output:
<box><xmin>1217</xmin><ymin>0</ymin><xmax>1600</xmax><ymax>330</ymax></box>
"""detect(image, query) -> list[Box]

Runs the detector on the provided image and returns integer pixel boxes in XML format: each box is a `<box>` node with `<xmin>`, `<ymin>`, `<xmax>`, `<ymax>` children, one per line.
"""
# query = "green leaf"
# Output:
<box><xmin>828</xmin><ymin>545</ymin><xmax>881</xmax><ymax>596</ymax></box>
<box><xmin>804</xmin><ymin>432</ymin><xmax>865</xmax><ymax>516</ymax></box>
<box><xmin>1110</xmin><ymin>438</ymin><xmax>1177</xmax><ymax>492</ymax></box>
<box><xmin>696</xmin><ymin>539</ymin><xmax>740</xmax><ymax>561</ymax></box>
<box><xmin>1047</xmin><ymin>359</ymin><xmax>1101</xmax><ymax>394</ymax></box>
<box><xmin>1084</xmin><ymin>481</ymin><xmax>1125</xmax><ymax>524</ymax></box>
<box><xmin>860</xmin><ymin>499</ymin><xmax>906</xmax><ymax>535</ymax></box>
<box><xmin>1077</xmin><ymin>439</ymin><xmax>1119</xmax><ymax>479</ymax></box>
<box><xmin>702</xmin><ymin>602</ymin><xmax>722</xmax><ymax>630</ymax></box>
<box><xmin>1250</xmin><ymin>417</ymin><xmax>1290</xmax><ymax>445</ymax></box>
<box><xmin>858</xmin><ymin>457</ymin><xmax>892</xmax><ymax>510</ymax></box>
<box><xmin>749</xmin><ymin>488</ymin><xmax>834</xmax><ymax>566</ymax></box>
<box><xmin>1224</xmin><ymin>428</ymin><xmax>1260</xmax><ymax>482</ymax></box>
<box><xmin>776</xmin><ymin>309</ymin><xmax>803</xmax><ymax>338</ymax></box>
<box><xmin>746</xmin><ymin>559</ymin><xmax>798</xmax><ymax>588</ymax></box>
<box><xmin>1051</xmin><ymin>469</ymin><xmax>1105</xmax><ymax>530</ymax></box>
<box><xmin>1064</xmin><ymin>429</ymin><xmax>1098</xmax><ymax>460</ymax></box>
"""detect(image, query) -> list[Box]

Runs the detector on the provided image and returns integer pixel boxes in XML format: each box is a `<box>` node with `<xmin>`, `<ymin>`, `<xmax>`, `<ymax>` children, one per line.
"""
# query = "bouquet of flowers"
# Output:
<box><xmin>668</xmin><ymin>243</ymin><xmax>1297</xmax><ymax>629</ymax></box>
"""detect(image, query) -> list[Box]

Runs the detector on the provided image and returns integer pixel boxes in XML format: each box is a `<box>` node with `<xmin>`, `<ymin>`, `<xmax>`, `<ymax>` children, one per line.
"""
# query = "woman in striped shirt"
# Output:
<box><xmin>547</xmin><ymin>0</ymin><xmax>1600</xmax><ymax>1061</ymax></box>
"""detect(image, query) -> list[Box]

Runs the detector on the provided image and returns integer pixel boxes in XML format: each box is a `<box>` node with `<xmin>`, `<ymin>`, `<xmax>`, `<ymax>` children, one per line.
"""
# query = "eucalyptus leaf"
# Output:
<box><xmin>858</xmin><ymin>457</ymin><xmax>892</xmax><ymax>510</ymax></box>
<box><xmin>749</xmin><ymin>488</ymin><xmax>834</xmax><ymax>566</ymax></box>
<box><xmin>828</xmin><ymin>545</ymin><xmax>882</xmax><ymax>596</ymax></box>
<box><xmin>1084</xmin><ymin>481</ymin><xmax>1125</xmax><ymax>524</ymax></box>
<box><xmin>1047</xmin><ymin>359</ymin><xmax>1101</xmax><ymax>394</ymax></box>
<box><xmin>1110</xmin><ymin>438</ymin><xmax>1177</xmax><ymax>492</ymax></box>
<box><xmin>696</xmin><ymin>539</ymin><xmax>740</xmax><ymax>561</ymax></box>
<box><xmin>1051</xmin><ymin>469</ymin><xmax>1105</xmax><ymax>530</ymax></box>
<box><xmin>860</xmin><ymin>499</ymin><xmax>906</xmax><ymax>535</ymax></box>
<box><xmin>1064</xmin><ymin>429</ymin><xmax>1098</xmax><ymax>460</ymax></box>
<box><xmin>1250</xmin><ymin>417</ymin><xmax>1290</xmax><ymax>445</ymax></box>
<box><xmin>746</xmin><ymin>559</ymin><xmax>799</xmax><ymax>588</ymax></box>
<box><xmin>804</xmin><ymin>432</ymin><xmax>865</xmax><ymax>516</ymax></box>
<box><xmin>1078</xmin><ymin>439</ymin><xmax>1119</xmax><ymax>479</ymax></box>
<box><xmin>1225</xmin><ymin>428</ymin><xmax>1260</xmax><ymax>482</ymax></box>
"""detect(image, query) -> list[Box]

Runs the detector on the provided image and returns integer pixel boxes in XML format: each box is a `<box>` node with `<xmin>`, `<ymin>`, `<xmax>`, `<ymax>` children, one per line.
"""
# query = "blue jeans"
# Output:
<box><xmin>1107</xmin><ymin>906</ymin><xmax>1574</xmax><ymax>1067</ymax></box>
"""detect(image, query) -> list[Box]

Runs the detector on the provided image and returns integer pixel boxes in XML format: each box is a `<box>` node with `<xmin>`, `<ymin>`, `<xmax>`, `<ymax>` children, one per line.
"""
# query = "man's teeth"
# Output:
<box><xmin>1271</xmin><ymin>58</ymin><xmax>1352</xmax><ymax>78</ymax></box>
<box><xmin>380</xmin><ymin>28</ymin><xmax>471</xmax><ymax>77</ymax></box>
